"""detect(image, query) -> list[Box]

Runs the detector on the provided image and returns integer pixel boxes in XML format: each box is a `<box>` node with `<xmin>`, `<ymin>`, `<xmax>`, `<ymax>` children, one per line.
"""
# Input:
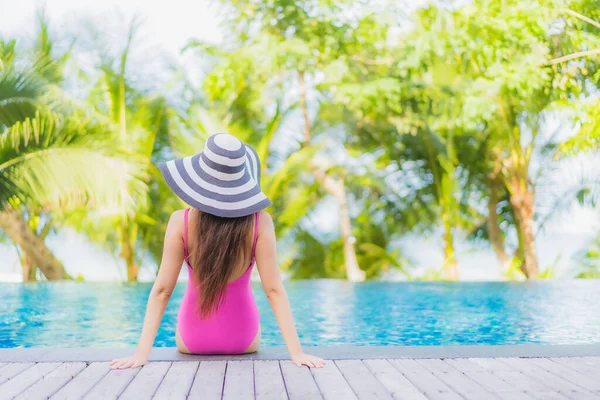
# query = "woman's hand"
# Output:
<box><xmin>110</xmin><ymin>354</ymin><xmax>148</xmax><ymax>369</ymax></box>
<box><xmin>291</xmin><ymin>352</ymin><xmax>326</xmax><ymax>368</ymax></box>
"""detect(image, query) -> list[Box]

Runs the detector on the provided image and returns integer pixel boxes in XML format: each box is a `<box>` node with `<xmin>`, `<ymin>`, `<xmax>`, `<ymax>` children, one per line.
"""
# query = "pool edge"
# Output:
<box><xmin>2</xmin><ymin>344</ymin><xmax>600</xmax><ymax>362</ymax></box>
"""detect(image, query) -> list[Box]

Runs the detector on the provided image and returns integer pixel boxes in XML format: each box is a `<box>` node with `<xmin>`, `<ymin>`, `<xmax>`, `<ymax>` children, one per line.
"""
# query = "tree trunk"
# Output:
<box><xmin>508</xmin><ymin>187</ymin><xmax>538</xmax><ymax>278</ymax></box>
<box><xmin>121</xmin><ymin>233</ymin><xmax>140</xmax><ymax>282</ymax></box>
<box><xmin>442</xmin><ymin>216</ymin><xmax>459</xmax><ymax>280</ymax></box>
<box><xmin>20</xmin><ymin>219</ymin><xmax>51</xmax><ymax>281</ymax></box>
<box><xmin>487</xmin><ymin>178</ymin><xmax>511</xmax><ymax>274</ymax></box>
<box><xmin>0</xmin><ymin>208</ymin><xmax>67</xmax><ymax>280</ymax></box>
<box><xmin>513</xmin><ymin>217</ymin><xmax>527</xmax><ymax>276</ymax></box>
<box><xmin>313</xmin><ymin>170</ymin><xmax>366</xmax><ymax>281</ymax></box>
<box><xmin>298</xmin><ymin>70</ymin><xmax>366</xmax><ymax>282</ymax></box>
<box><xmin>298</xmin><ymin>70</ymin><xmax>312</xmax><ymax>147</ymax></box>
<box><xmin>337</xmin><ymin>181</ymin><xmax>366</xmax><ymax>282</ymax></box>
<box><xmin>316</xmin><ymin>171</ymin><xmax>365</xmax><ymax>282</ymax></box>
<box><xmin>21</xmin><ymin>253</ymin><xmax>37</xmax><ymax>282</ymax></box>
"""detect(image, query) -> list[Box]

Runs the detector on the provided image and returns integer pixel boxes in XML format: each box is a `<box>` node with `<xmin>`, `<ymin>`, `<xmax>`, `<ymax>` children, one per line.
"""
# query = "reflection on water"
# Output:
<box><xmin>1</xmin><ymin>280</ymin><xmax>600</xmax><ymax>348</ymax></box>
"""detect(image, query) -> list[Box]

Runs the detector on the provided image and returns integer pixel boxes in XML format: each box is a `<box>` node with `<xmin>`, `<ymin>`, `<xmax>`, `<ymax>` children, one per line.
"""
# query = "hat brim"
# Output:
<box><xmin>157</xmin><ymin>144</ymin><xmax>272</xmax><ymax>218</ymax></box>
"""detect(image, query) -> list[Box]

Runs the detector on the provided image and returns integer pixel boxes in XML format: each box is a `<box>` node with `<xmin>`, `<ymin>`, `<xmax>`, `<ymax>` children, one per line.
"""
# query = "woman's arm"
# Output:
<box><xmin>255</xmin><ymin>212</ymin><xmax>325</xmax><ymax>368</ymax></box>
<box><xmin>110</xmin><ymin>210</ymin><xmax>186</xmax><ymax>369</ymax></box>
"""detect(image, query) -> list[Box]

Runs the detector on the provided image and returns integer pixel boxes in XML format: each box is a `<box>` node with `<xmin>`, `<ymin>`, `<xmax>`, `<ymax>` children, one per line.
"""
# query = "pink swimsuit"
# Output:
<box><xmin>177</xmin><ymin>208</ymin><xmax>260</xmax><ymax>354</ymax></box>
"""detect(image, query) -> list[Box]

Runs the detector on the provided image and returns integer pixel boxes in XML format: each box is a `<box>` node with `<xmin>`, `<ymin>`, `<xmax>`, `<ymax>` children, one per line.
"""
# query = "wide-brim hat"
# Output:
<box><xmin>157</xmin><ymin>133</ymin><xmax>272</xmax><ymax>218</ymax></box>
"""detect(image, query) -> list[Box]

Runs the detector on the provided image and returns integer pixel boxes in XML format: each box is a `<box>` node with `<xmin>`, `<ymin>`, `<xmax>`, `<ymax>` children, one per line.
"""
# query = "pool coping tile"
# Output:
<box><xmin>0</xmin><ymin>347</ymin><xmax>54</xmax><ymax>362</ymax></box>
<box><xmin>2</xmin><ymin>344</ymin><xmax>600</xmax><ymax>362</ymax></box>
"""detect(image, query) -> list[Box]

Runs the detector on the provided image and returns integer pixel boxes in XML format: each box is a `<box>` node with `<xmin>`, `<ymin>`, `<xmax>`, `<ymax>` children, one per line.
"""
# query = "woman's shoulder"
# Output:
<box><xmin>258</xmin><ymin>210</ymin><xmax>273</xmax><ymax>223</ymax></box>
<box><xmin>257</xmin><ymin>210</ymin><xmax>274</xmax><ymax>234</ymax></box>
<box><xmin>169</xmin><ymin>209</ymin><xmax>188</xmax><ymax>223</ymax></box>
<box><xmin>165</xmin><ymin>209</ymin><xmax>188</xmax><ymax>236</ymax></box>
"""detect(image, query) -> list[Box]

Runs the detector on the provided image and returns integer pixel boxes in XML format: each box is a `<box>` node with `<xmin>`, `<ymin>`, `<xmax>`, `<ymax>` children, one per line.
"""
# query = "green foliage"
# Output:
<box><xmin>559</xmin><ymin>98</ymin><xmax>600</xmax><ymax>156</ymax></box>
<box><xmin>503</xmin><ymin>260</ymin><xmax>527</xmax><ymax>281</ymax></box>
<box><xmin>575</xmin><ymin>233</ymin><xmax>600</xmax><ymax>278</ymax></box>
<box><xmin>0</xmin><ymin>43</ymin><xmax>147</xmax><ymax>212</ymax></box>
<box><xmin>1</xmin><ymin>109</ymin><xmax>147</xmax><ymax>211</ymax></box>
<box><xmin>0</xmin><ymin>69</ymin><xmax>42</xmax><ymax>128</ymax></box>
<box><xmin>2</xmin><ymin>0</ymin><xmax>600</xmax><ymax>281</ymax></box>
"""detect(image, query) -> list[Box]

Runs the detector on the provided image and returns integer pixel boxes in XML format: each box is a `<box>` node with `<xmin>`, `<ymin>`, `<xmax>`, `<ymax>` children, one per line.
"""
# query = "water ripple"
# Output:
<box><xmin>1</xmin><ymin>280</ymin><xmax>600</xmax><ymax>348</ymax></box>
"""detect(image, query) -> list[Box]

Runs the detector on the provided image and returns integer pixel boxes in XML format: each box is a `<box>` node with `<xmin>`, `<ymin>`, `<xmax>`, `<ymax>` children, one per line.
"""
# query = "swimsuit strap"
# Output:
<box><xmin>251</xmin><ymin>212</ymin><xmax>260</xmax><ymax>262</ymax></box>
<box><xmin>183</xmin><ymin>208</ymin><xmax>190</xmax><ymax>260</ymax></box>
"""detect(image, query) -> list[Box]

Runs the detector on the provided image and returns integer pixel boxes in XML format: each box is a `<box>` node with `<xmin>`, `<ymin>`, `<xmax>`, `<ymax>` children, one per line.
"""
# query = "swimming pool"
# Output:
<box><xmin>1</xmin><ymin>280</ymin><xmax>599</xmax><ymax>348</ymax></box>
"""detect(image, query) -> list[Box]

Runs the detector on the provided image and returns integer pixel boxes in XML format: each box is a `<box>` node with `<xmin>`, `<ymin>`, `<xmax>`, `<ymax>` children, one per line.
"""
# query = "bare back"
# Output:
<box><xmin>184</xmin><ymin>208</ymin><xmax>256</xmax><ymax>283</ymax></box>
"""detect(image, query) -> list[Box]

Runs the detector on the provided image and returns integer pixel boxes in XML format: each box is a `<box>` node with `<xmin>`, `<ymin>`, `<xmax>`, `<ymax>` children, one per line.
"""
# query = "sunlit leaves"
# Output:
<box><xmin>575</xmin><ymin>232</ymin><xmax>600</xmax><ymax>278</ymax></box>
<box><xmin>558</xmin><ymin>97</ymin><xmax>600</xmax><ymax>156</ymax></box>
<box><xmin>0</xmin><ymin>69</ymin><xmax>43</xmax><ymax>128</ymax></box>
<box><xmin>0</xmin><ymin>107</ymin><xmax>148</xmax><ymax>213</ymax></box>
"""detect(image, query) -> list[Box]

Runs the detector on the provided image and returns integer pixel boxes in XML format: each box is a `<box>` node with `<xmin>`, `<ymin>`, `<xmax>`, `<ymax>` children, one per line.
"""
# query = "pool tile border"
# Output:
<box><xmin>2</xmin><ymin>344</ymin><xmax>600</xmax><ymax>362</ymax></box>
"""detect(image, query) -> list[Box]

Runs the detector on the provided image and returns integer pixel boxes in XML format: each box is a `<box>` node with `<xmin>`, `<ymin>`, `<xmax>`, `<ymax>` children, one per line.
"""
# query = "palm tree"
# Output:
<box><xmin>186</xmin><ymin>0</ymin><xmax>389</xmax><ymax>281</ymax></box>
<box><xmin>168</xmin><ymin>103</ymin><xmax>393</xmax><ymax>280</ymax></box>
<box><xmin>0</xmin><ymin>78</ymin><xmax>147</xmax><ymax>280</ymax></box>
<box><xmin>330</xmin><ymin>0</ymin><xmax>600</xmax><ymax>280</ymax></box>
<box><xmin>0</xmin><ymin>17</ymin><xmax>147</xmax><ymax>281</ymax></box>
<box><xmin>64</xmin><ymin>18</ymin><xmax>176</xmax><ymax>281</ymax></box>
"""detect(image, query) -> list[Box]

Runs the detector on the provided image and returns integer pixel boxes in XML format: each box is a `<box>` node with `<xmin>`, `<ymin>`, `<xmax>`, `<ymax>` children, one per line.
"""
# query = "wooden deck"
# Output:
<box><xmin>1</xmin><ymin>357</ymin><xmax>599</xmax><ymax>399</ymax></box>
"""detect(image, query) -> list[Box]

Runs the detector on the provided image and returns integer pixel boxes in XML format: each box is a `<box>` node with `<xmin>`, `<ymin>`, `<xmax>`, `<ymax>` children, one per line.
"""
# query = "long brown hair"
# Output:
<box><xmin>189</xmin><ymin>210</ymin><xmax>255</xmax><ymax>318</ymax></box>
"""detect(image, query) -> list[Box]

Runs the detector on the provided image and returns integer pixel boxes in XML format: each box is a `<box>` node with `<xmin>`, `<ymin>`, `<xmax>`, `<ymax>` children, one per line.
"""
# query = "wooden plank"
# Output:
<box><xmin>416</xmin><ymin>359</ymin><xmax>498</xmax><ymax>400</ymax></box>
<box><xmin>498</xmin><ymin>358</ymin><xmax>595</xmax><ymax>400</ymax></box>
<box><xmin>389</xmin><ymin>359</ymin><xmax>462</xmax><ymax>400</ymax></box>
<box><xmin>51</xmin><ymin>362</ymin><xmax>111</xmax><ymax>400</ymax></box>
<box><xmin>335</xmin><ymin>360</ymin><xmax>392</xmax><ymax>400</ymax></box>
<box><xmin>13</xmin><ymin>362</ymin><xmax>86</xmax><ymax>400</ymax></box>
<box><xmin>84</xmin><ymin>367</ymin><xmax>140</xmax><ymax>400</ymax></box>
<box><xmin>363</xmin><ymin>359</ymin><xmax>425</xmax><ymax>400</ymax></box>
<box><xmin>526</xmin><ymin>358</ymin><xmax>600</xmax><ymax>392</ymax></box>
<box><xmin>527</xmin><ymin>392</ymin><xmax>570</xmax><ymax>400</ymax></box>
<box><xmin>469</xmin><ymin>358</ymin><xmax>549</xmax><ymax>393</ymax></box>
<box><xmin>557</xmin><ymin>357</ymin><xmax>600</xmax><ymax>367</ymax></box>
<box><xmin>222</xmin><ymin>361</ymin><xmax>254</xmax><ymax>400</ymax></box>
<box><xmin>444</xmin><ymin>359</ymin><xmax>532</xmax><ymax>396</ymax></box>
<box><xmin>279</xmin><ymin>361</ymin><xmax>321</xmax><ymax>400</ymax></box>
<box><xmin>0</xmin><ymin>363</ymin><xmax>34</xmax><ymax>385</ymax></box>
<box><xmin>188</xmin><ymin>361</ymin><xmax>226</xmax><ymax>399</ymax></box>
<box><xmin>580</xmin><ymin>357</ymin><xmax>600</xmax><ymax>366</ymax></box>
<box><xmin>153</xmin><ymin>361</ymin><xmax>198</xmax><ymax>399</ymax></box>
<box><xmin>496</xmin><ymin>392</ymin><xmax>537</xmax><ymax>400</ymax></box>
<box><xmin>470</xmin><ymin>358</ymin><xmax>548</xmax><ymax>393</ymax></box>
<box><xmin>311</xmin><ymin>362</ymin><xmax>357</xmax><ymax>400</ymax></box>
<box><xmin>573</xmin><ymin>357</ymin><xmax>600</xmax><ymax>370</ymax></box>
<box><xmin>120</xmin><ymin>362</ymin><xmax>172</xmax><ymax>400</ymax></box>
<box><xmin>551</xmin><ymin>358</ymin><xmax>600</xmax><ymax>379</ymax></box>
<box><xmin>254</xmin><ymin>361</ymin><xmax>287</xmax><ymax>400</ymax></box>
<box><xmin>0</xmin><ymin>362</ymin><xmax>61</xmax><ymax>399</ymax></box>
<box><xmin>450</xmin><ymin>358</ymin><xmax>565</xmax><ymax>400</ymax></box>
<box><xmin>443</xmin><ymin>359</ymin><xmax>485</xmax><ymax>373</ymax></box>
<box><xmin>469</xmin><ymin>358</ymin><xmax>515</xmax><ymax>372</ymax></box>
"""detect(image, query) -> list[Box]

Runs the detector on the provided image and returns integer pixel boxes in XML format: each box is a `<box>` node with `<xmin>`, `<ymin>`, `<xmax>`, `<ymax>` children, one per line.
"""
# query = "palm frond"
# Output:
<box><xmin>558</xmin><ymin>98</ymin><xmax>600</xmax><ymax>156</ymax></box>
<box><xmin>0</xmin><ymin>69</ymin><xmax>45</xmax><ymax>127</ymax></box>
<box><xmin>0</xmin><ymin>39</ymin><xmax>17</xmax><ymax>71</ymax></box>
<box><xmin>263</xmin><ymin>145</ymin><xmax>317</xmax><ymax>199</ymax></box>
<box><xmin>256</xmin><ymin>103</ymin><xmax>285</xmax><ymax>163</ymax></box>
<box><xmin>168</xmin><ymin>106</ymin><xmax>223</xmax><ymax>157</ymax></box>
<box><xmin>0</xmin><ymin>110</ymin><xmax>148</xmax><ymax>213</ymax></box>
<box><xmin>12</xmin><ymin>148</ymin><xmax>146</xmax><ymax>212</ymax></box>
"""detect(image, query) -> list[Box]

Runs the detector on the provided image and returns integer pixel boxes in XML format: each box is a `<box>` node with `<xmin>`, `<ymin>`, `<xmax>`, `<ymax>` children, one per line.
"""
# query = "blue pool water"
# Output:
<box><xmin>1</xmin><ymin>280</ymin><xmax>599</xmax><ymax>348</ymax></box>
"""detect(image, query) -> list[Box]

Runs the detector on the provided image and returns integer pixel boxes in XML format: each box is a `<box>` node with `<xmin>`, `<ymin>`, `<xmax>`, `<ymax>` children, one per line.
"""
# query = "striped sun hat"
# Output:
<box><xmin>157</xmin><ymin>133</ymin><xmax>272</xmax><ymax>218</ymax></box>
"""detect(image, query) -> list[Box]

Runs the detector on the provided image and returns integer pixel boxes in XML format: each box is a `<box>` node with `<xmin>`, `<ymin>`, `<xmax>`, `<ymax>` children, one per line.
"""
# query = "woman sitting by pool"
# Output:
<box><xmin>110</xmin><ymin>133</ymin><xmax>325</xmax><ymax>369</ymax></box>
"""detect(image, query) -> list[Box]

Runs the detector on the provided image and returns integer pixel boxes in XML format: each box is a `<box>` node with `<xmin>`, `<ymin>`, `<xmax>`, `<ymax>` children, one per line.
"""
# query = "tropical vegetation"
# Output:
<box><xmin>0</xmin><ymin>0</ymin><xmax>599</xmax><ymax>282</ymax></box>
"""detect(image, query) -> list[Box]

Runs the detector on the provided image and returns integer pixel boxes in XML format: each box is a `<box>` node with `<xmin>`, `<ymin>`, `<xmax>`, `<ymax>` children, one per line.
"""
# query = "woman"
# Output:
<box><xmin>110</xmin><ymin>133</ymin><xmax>325</xmax><ymax>369</ymax></box>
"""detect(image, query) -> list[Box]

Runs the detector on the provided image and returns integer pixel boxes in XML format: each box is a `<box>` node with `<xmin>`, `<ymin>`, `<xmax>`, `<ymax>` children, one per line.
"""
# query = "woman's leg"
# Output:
<box><xmin>176</xmin><ymin>326</ymin><xmax>192</xmax><ymax>354</ymax></box>
<box><xmin>243</xmin><ymin>326</ymin><xmax>261</xmax><ymax>354</ymax></box>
